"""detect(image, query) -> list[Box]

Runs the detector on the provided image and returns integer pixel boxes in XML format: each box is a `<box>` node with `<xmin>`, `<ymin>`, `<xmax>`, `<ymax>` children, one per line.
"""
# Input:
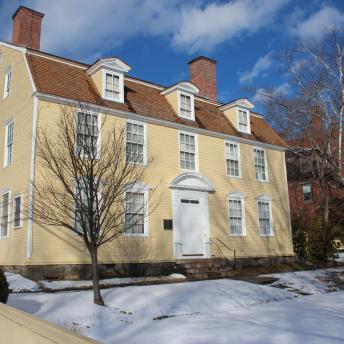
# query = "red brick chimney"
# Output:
<box><xmin>188</xmin><ymin>56</ymin><xmax>217</xmax><ymax>101</ymax></box>
<box><xmin>12</xmin><ymin>6</ymin><xmax>44</xmax><ymax>50</ymax></box>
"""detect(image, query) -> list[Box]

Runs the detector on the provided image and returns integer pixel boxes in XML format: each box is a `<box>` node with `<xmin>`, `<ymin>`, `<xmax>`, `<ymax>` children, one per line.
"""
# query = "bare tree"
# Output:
<box><xmin>257</xmin><ymin>28</ymin><xmax>344</xmax><ymax>233</ymax></box>
<box><xmin>32</xmin><ymin>103</ymin><xmax>154</xmax><ymax>305</ymax></box>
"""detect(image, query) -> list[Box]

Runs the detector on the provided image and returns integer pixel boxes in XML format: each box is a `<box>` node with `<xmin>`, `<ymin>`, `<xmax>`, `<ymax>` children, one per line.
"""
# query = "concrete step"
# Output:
<box><xmin>188</xmin><ymin>270</ymin><xmax>236</xmax><ymax>280</ymax></box>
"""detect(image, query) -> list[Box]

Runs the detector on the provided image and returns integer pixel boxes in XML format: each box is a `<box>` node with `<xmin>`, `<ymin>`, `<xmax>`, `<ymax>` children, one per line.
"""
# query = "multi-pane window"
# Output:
<box><xmin>76</xmin><ymin>112</ymin><xmax>98</xmax><ymax>157</ymax></box>
<box><xmin>74</xmin><ymin>178</ymin><xmax>100</xmax><ymax>233</ymax></box>
<box><xmin>253</xmin><ymin>148</ymin><xmax>267</xmax><ymax>181</ymax></box>
<box><xmin>125</xmin><ymin>191</ymin><xmax>145</xmax><ymax>235</ymax></box>
<box><xmin>228</xmin><ymin>198</ymin><xmax>244</xmax><ymax>235</ymax></box>
<box><xmin>13</xmin><ymin>195</ymin><xmax>21</xmax><ymax>228</ymax></box>
<box><xmin>105</xmin><ymin>73</ymin><xmax>120</xmax><ymax>101</ymax></box>
<box><xmin>4</xmin><ymin>120</ymin><xmax>14</xmax><ymax>167</ymax></box>
<box><xmin>1</xmin><ymin>192</ymin><xmax>9</xmax><ymax>238</ymax></box>
<box><xmin>238</xmin><ymin>109</ymin><xmax>249</xmax><ymax>132</ymax></box>
<box><xmin>180</xmin><ymin>132</ymin><xmax>196</xmax><ymax>171</ymax></box>
<box><xmin>126</xmin><ymin>121</ymin><xmax>145</xmax><ymax>164</ymax></box>
<box><xmin>302</xmin><ymin>184</ymin><xmax>312</xmax><ymax>202</ymax></box>
<box><xmin>257</xmin><ymin>200</ymin><xmax>272</xmax><ymax>235</ymax></box>
<box><xmin>4</xmin><ymin>68</ymin><xmax>12</xmax><ymax>98</ymax></box>
<box><xmin>226</xmin><ymin>142</ymin><xmax>240</xmax><ymax>177</ymax></box>
<box><xmin>180</xmin><ymin>93</ymin><xmax>192</xmax><ymax>119</ymax></box>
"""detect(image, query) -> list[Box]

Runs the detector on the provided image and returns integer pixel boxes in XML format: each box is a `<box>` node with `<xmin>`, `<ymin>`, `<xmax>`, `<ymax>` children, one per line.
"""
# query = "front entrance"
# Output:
<box><xmin>170</xmin><ymin>173</ymin><xmax>214</xmax><ymax>260</ymax></box>
<box><xmin>179</xmin><ymin>196</ymin><xmax>204</xmax><ymax>256</ymax></box>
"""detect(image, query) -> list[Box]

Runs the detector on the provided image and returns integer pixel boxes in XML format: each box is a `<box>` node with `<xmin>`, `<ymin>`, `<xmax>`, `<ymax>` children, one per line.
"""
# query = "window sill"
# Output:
<box><xmin>102</xmin><ymin>95</ymin><xmax>123</xmax><ymax>103</ymax></box>
<box><xmin>259</xmin><ymin>233</ymin><xmax>274</xmax><ymax>237</ymax></box>
<box><xmin>123</xmin><ymin>233</ymin><xmax>149</xmax><ymax>237</ymax></box>
<box><xmin>229</xmin><ymin>233</ymin><xmax>246</xmax><ymax>237</ymax></box>
<box><xmin>226</xmin><ymin>174</ymin><xmax>242</xmax><ymax>179</ymax></box>
<box><xmin>255</xmin><ymin>178</ymin><xmax>269</xmax><ymax>183</ymax></box>
<box><xmin>0</xmin><ymin>236</ymin><xmax>9</xmax><ymax>240</ymax></box>
<box><xmin>13</xmin><ymin>226</ymin><xmax>22</xmax><ymax>230</ymax></box>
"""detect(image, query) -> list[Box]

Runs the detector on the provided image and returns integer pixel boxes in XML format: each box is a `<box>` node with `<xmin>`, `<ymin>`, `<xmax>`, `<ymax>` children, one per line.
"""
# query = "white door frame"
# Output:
<box><xmin>170</xmin><ymin>172</ymin><xmax>214</xmax><ymax>259</ymax></box>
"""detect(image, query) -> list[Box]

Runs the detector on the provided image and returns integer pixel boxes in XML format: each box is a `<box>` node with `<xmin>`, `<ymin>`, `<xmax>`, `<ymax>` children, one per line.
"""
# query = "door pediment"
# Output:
<box><xmin>170</xmin><ymin>172</ymin><xmax>215</xmax><ymax>192</ymax></box>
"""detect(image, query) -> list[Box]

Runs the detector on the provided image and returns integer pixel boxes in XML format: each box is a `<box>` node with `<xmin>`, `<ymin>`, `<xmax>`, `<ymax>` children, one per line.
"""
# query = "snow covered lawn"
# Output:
<box><xmin>7</xmin><ymin>267</ymin><xmax>344</xmax><ymax>343</ymax></box>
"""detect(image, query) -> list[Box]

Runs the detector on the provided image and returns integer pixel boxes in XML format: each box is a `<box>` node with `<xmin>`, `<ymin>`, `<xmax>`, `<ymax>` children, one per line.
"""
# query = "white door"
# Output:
<box><xmin>179</xmin><ymin>197</ymin><xmax>204</xmax><ymax>256</ymax></box>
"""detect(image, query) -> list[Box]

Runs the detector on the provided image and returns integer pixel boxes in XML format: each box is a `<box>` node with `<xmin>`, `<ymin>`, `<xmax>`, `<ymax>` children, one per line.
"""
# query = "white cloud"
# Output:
<box><xmin>239</xmin><ymin>53</ymin><xmax>273</xmax><ymax>84</ymax></box>
<box><xmin>291</xmin><ymin>6</ymin><xmax>344</xmax><ymax>39</ymax></box>
<box><xmin>0</xmin><ymin>0</ymin><xmax>290</xmax><ymax>60</ymax></box>
<box><xmin>252</xmin><ymin>82</ymin><xmax>291</xmax><ymax>104</ymax></box>
<box><xmin>172</xmin><ymin>0</ymin><xmax>289</xmax><ymax>53</ymax></box>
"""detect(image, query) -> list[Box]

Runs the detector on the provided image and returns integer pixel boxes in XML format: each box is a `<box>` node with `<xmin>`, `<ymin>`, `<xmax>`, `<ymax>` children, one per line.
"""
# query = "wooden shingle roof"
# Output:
<box><xmin>26</xmin><ymin>50</ymin><xmax>286</xmax><ymax>148</ymax></box>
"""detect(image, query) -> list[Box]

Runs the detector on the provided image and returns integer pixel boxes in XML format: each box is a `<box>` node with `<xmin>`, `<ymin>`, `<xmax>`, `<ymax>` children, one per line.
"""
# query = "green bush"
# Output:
<box><xmin>0</xmin><ymin>269</ymin><xmax>9</xmax><ymax>304</ymax></box>
<box><xmin>292</xmin><ymin>216</ymin><xmax>339</xmax><ymax>262</ymax></box>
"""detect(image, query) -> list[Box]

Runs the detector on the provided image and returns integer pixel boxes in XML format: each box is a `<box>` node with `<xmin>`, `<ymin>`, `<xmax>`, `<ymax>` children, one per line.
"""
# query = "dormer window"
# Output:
<box><xmin>179</xmin><ymin>92</ymin><xmax>194</xmax><ymax>120</ymax></box>
<box><xmin>105</xmin><ymin>72</ymin><xmax>121</xmax><ymax>101</ymax></box>
<box><xmin>238</xmin><ymin>109</ymin><xmax>249</xmax><ymax>133</ymax></box>
<box><xmin>160</xmin><ymin>82</ymin><xmax>199</xmax><ymax>121</ymax></box>
<box><xmin>87</xmin><ymin>57</ymin><xmax>131</xmax><ymax>104</ymax></box>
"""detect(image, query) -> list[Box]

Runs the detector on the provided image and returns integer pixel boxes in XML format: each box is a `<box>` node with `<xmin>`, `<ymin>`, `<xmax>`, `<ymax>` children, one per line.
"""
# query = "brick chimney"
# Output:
<box><xmin>188</xmin><ymin>56</ymin><xmax>217</xmax><ymax>101</ymax></box>
<box><xmin>12</xmin><ymin>6</ymin><xmax>44</xmax><ymax>50</ymax></box>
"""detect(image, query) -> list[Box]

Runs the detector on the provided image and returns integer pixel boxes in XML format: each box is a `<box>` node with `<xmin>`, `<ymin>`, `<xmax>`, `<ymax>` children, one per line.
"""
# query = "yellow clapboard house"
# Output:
<box><xmin>0</xmin><ymin>6</ymin><xmax>294</xmax><ymax>279</ymax></box>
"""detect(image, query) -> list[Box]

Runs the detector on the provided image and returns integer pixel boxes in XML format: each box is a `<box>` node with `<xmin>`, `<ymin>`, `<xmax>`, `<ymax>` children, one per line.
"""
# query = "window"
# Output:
<box><xmin>4</xmin><ymin>68</ymin><xmax>12</xmax><ymax>98</ymax></box>
<box><xmin>228</xmin><ymin>194</ymin><xmax>245</xmax><ymax>236</ymax></box>
<box><xmin>179</xmin><ymin>132</ymin><xmax>197</xmax><ymax>171</ymax></box>
<box><xmin>238</xmin><ymin>109</ymin><xmax>250</xmax><ymax>133</ymax></box>
<box><xmin>179</xmin><ymin>93</ymin><xmax>194</xmax><ymax>120</ymax></box>
<box><xmin>125</xmin><ymin>191</ymin><xmax>147</xmax><ymax>235</ymax></box>
<box><xmin>103</xmin><ymin>71</ymin><xmax>124</xmax><ymax>103</ymax></box>
<box><xmin>4</xmin><ymin>120</ymin><xmax>14</xmax><ymax>167</ymax></box>
<box><xmin>0</xmin><ymin>192</ymin><xmax>10</xmax><ymax>238</ymax></box>
<box><xmin>76</xmin><ymin>112</ymin><xmax>99</xmax><ymax>157</ymax></box>
<box><xmin>302</xmin><ymin>184</ymin><xmax>312</xmax><ymax>202</ymax></box>
<box><xmin>253</xmin><ymin>148</ymin><xmax>267</xmax><ymax>181</ymax></box>
<box><xmin>225</xmin><ymin>141</ymin><xmax>241</xmax><ymax>177</ymax></box>
<box><xmin>257</xmin><ymin>197</ymin><xmax>273</xmax><ymax>236</ymax></box>
<box><xmin>126</xmin><ymin>121</ymin><xmax>145</xmax><ymax>164</ymax></box>
<box><xmin>13</xmin><ymin>195</ymin><xmax>22</xmax><ymax>228</ymax></box>
<box><xmin>74</xmin><ymin>177</ymin><xmax>100</xmax><ymax>234</ymax></box>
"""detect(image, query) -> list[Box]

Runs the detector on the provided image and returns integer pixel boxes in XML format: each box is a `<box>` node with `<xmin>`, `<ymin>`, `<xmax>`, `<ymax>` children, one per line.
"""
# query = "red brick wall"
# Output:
<box><xmin>189</xmin><ymin>57</ymin><xmax>217</xmax><ymax>101</ymax></box>
<box><xmin>12</xmin><ymin>6</ymin><xmax>44</xmax><ymax>50</ymax></box>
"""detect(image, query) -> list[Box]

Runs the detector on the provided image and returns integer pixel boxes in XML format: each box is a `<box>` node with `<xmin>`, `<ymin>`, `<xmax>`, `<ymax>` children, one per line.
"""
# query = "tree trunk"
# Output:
<box><xmin>90</xmin><ymin>248</ymin><xmax>104</xmax><ymax>306</ymax></box>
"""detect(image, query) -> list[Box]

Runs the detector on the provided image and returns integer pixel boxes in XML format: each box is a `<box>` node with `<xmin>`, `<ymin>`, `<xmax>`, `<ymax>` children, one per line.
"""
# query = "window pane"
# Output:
<box><xmin>76</xmin><ymin>113</ymin><xmax>98</xmax><ymax>157</ymax></box>
<box><xmin>1</xmin><ymin>193</ymin><xmax>9</xmax><ymax>237</ymax></box>
<box><xmin>254</xmin><ymin>149</ymin><xmax>267</xmax><ymax>181</ymax></box>
<box><xmin>229</xmin><ymin>199</ymin><xmax>243</xmax><ymax>235</ymax></box>
<box><xmin>226</xmin><ymin>142</ymin><xmax>240</xmax><ymax>177</ymax></box>
<box><xmin>258</xmin><ymin>201</ymin><xmax>272</xmax><ymax>235</ymax></box>
<box><xmin>125</xmin><ymin>191</ymin><xmax>145</xmax><ymax>234</ymax></box>
<box><xmin>180</xmin><ymin>133</ymin><xmax>196</xmax><ymax>171</ymax></box>
<box><xmin>14</xmin><ymin>196</ymin><xmax>21</xmax><ymax>227</ymax></box>
<box><xmin>126</xmin><ymin>122</ymin><xmax>145</xmax><ymax>163</ymax></box>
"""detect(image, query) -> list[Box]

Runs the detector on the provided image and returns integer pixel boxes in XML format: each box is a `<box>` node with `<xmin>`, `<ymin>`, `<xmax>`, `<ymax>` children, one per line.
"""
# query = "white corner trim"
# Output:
<box><xmin>0</xmin><ymin>41</ymin><xmax>27</xmax><ymax>53</ymax></box>
<box><xmin>24</xmin><ymin>54</ymin><xmax>37</xmax><ymax>93</ymax></box>
<box><xmin>27</xmin><ymin>95</ymin><xmax>39</xmax><ymax>258</ymax></box>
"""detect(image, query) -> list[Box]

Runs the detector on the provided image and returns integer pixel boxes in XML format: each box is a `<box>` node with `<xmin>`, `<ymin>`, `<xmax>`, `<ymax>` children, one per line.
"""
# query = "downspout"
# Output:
<box><xmin>27</xmin><ymin>95</ymin><xmax>38</xmax><ymax>258</ymax></box>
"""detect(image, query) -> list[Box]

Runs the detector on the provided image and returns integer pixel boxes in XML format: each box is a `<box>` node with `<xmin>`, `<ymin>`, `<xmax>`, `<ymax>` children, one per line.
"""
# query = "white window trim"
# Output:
<box><xmin>75</xmin><ymin>110</ymin><xmax>102</xmax><ymax>159</ymax></box>
<box><xmin>177</xmin><ymin>90</ymin><xmax>195</xmax><ymax>121</ymax></box>
<box><xmin>4</xmin><ymin>118</ymin><xmax>14</xmax><ymax>167</ymax></box>
<box><xmin>256</xmin><ymin>195</ymin><xmax>274</xmax><ymax>237</ymax></box>
<box><xmin>178</xmin><ymin>130</ymin><xmax>199</xmax><ymax>173</ymax></box>
<box><xmin>225</xmin><ymin>140</ymin><xmax>242</xmax><ymax>178</ymax></box>
<box><xmin>13</xmin><ymin>193</ymin><xmax>22</xmax><ymax>229</ymax></box>
<box><xmin>3</xmin><ymin>67</ymin><xmax>12</xmax><ymax>99</ymax></box>
<box><xmin>123</xmin><ymin>182</ymin><xmax>149</xmax><ymax>237</ymax></box>
<box><xmin>253</xmin><ymin>146</ymin><xmax>269</xmax><ymax>182</ymax></box>
<box><xmin>236</xmin><ymin>108</ymin><xmax>251</xmax><ymax>134</ymax></box>
<box><xmin>0</xmin><ymin>189</ymin><xmax>11</xmax><ymax>239</ymax></box>
<box><xmin>125</xmin><ymin>119</ymin><xmax>147</xmax><ymax>165</ymax></box>
<box><xmin>102</xmin><ymin>69</ymin><xmax>124</xmax><ymax>103</ymax></box>
<box><xmin>228</xmin><ymin>192</ymin><xmax>246</xmax><ymax>236</ymax></box>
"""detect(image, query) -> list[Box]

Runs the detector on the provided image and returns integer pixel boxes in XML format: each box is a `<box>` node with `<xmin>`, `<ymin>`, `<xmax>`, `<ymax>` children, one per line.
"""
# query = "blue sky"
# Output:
<box><xmin>1</xmin><ymin>0</ymin><xmax>344</xmax><ymax>107</ymax></box>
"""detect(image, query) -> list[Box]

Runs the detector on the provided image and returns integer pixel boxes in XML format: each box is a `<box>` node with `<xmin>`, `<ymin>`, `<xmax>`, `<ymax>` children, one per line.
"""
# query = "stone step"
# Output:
<box><xmin>176</xmin><ymin>258</ymin><xmax>225</xmax><ymax>265</ymax></box>
<box><xmin>180</xmin><ymin>262</ymin><xmax>230</xmax><ymax>269</ymax></box>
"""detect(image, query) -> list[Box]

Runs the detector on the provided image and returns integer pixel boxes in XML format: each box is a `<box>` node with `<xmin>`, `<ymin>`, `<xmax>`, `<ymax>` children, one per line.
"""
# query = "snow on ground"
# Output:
<box><xmin>40</xmin><ymin>273</ymin><xmax>186</xmax><ymax>291</ymax></box>
<box><xmin>336</xmin><ymin>252</ymin><xmax>344</xmax><ymax>262</ymax></box>
<box><xmin>7</xmin><ymin>267</ymin><xmax>344</xmax><ymax>343</ymax></box>
<box><xmin>4</xmin><ymin>272</ymin><xmax>42</xmax><ymax>293</ymax></box>
<box><xmin>263</xmin><ymin>267</ymin><xmax>344</xmax><ymax>295</ymax></box>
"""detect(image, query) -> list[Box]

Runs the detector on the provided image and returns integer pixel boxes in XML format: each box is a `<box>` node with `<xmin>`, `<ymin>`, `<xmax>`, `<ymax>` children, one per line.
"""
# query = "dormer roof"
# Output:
<box><xmin>219</xmin><ymin>98</ymin><xmax>255</xmax><ymax>111</ymax></box>
<box><xmin>160</xmin><ymin>81</ymin><xmax>199</xmax><ymax>96</ymax></box>
<box><xmin>87</xmin><ymin>57</ymin><xmax>131</xmax><ymax>76</ymax></box>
